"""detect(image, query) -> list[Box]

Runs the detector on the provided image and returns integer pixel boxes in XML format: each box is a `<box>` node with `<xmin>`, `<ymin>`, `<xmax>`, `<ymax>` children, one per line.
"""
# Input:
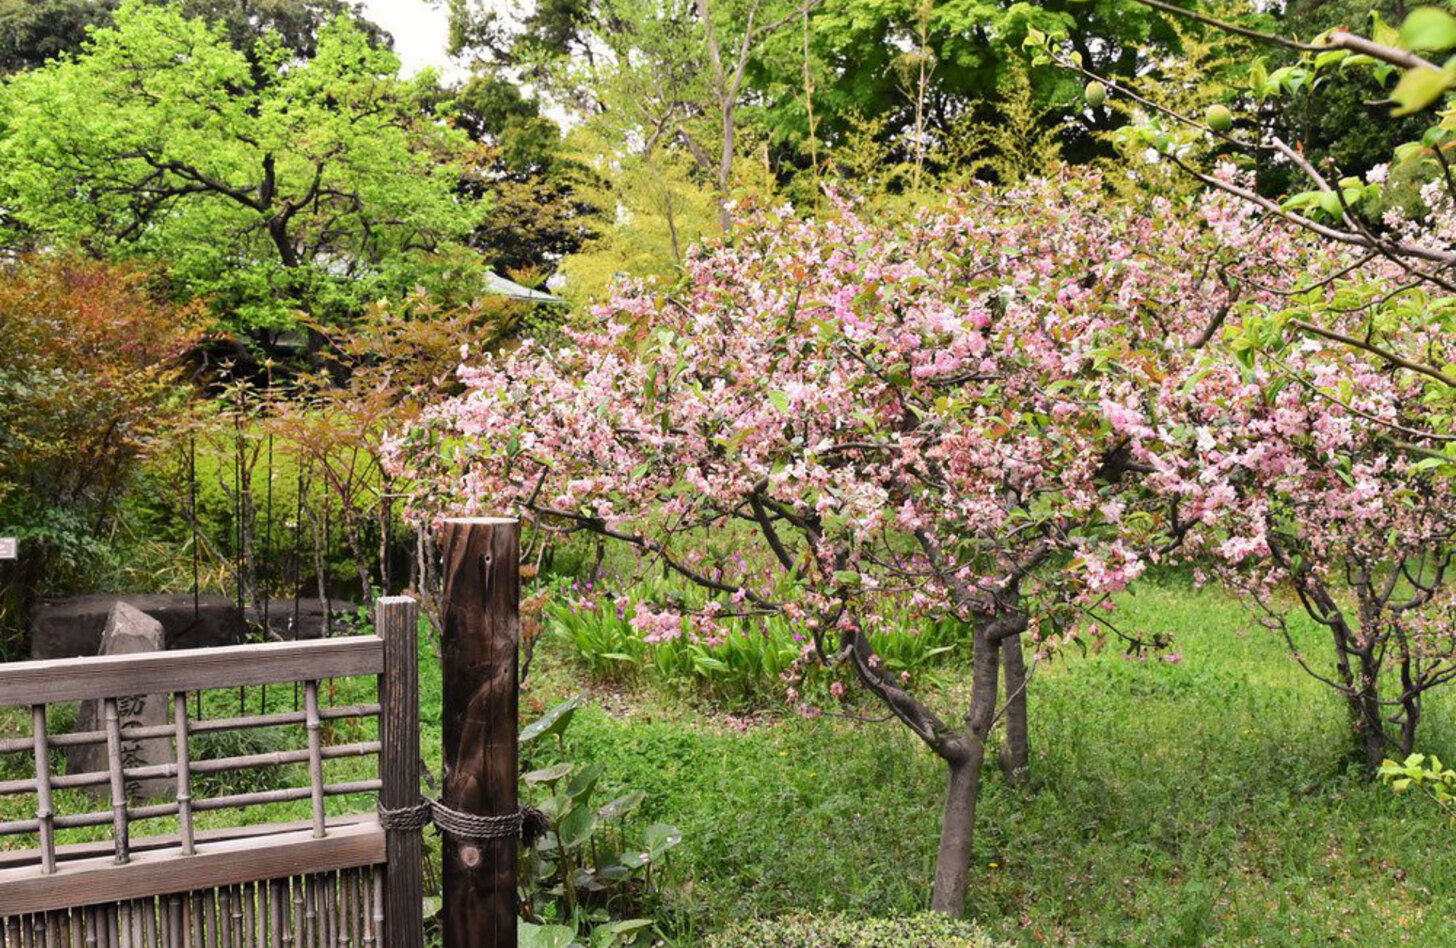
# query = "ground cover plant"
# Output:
<box><xmin>546</xmin><ymin>568</ymin><xmax>966</xmax><ymax>709</ymax></box>
<box><xmin>521</xmin><ymin>580</ymin><xmax>1456</xmax><ymax>946</ymax></box>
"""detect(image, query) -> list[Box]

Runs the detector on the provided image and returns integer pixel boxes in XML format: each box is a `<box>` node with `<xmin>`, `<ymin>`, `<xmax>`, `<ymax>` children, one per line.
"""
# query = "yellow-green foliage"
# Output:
<box><xmin>555</xmin><ymin>129</ymin><xmax>719</xmax><ymax>303</ymax></box>
<box><xmin>937</xmin><ymin>57</ymin><xmax>1065</xmax><ymax>186</ymax></box>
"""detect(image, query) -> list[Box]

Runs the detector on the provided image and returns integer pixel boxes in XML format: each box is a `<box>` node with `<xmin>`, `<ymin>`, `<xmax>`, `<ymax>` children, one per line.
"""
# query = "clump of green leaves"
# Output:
<box><xmin>0</xmin><ymin>0</ymin><xmax>484</xmax><ymax>334</ymax></box>
<box><xmin>1380</xmin><ymin>752</ymin><xmax>1456</xmax><ymax>816</ymax></box>
<box><xmin>546</xmin><ymin>574</ymin><xmax>963</xmax><ymax>710</ymax></box>
<box><xmin>519</xmin><ymin>699</ymin><xmax>683</xmax><ymax>948</ymax></box>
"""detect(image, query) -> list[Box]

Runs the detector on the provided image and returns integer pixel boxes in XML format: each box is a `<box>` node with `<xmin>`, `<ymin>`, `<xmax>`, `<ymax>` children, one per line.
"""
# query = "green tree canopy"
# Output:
<box><xmin>0</xmin><ymin>0</ymin><xmax>387</xmax><ymax>74</ymax></box>
<box><xmin>0</xmin><ymin>0</ymin><xmax>485</xmax><ymax>335</ymax></box>
<box><xmin>448</xmin><ymin>70</ymin><xmax>599</xmax><ymax>276</ymax></box>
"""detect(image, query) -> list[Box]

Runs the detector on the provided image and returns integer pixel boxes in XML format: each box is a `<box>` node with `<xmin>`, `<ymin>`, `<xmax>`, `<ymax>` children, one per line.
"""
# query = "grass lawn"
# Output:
<box><xmin>3</xmin><ymin>581</ymin><xmax>1452</xmax><ymax>946</ymax></box>
<box><xmin>520</xmin><ymin>581</ymin><xmax>1456</xmax><ymax>946</ymax></box>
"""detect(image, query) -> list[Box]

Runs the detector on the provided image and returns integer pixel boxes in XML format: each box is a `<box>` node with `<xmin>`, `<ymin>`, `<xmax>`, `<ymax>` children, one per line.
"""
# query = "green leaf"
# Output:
<box><xmin>644</xmin><ymin>823</ymin><xmax>682</xmax><ymax>855</ymax></box>
<box><xmin>597</xmin><ymin>790</ymin><xmax>646</xmax><ymax>821</ymax></box>
<box><xmin>1402</xmin><ymin>7</ymin><xmax>1456</xmax><ymax>51</ymax></box>
<box><xmin>521</xmin><ymin>697</ymin><xmax>582</xmax><ymax>743</ymax></box>
<box><xmin>566</xmin><ymin>761</ymin><xmax>605</xmax><ymax>801</ymax></box>
<box><xmin>1390</xmin><ymin>66</ymin><xmax>1456</xmax><ymax>116</ymax></box>
<box><xmin>519</xmin><ymin>922</ymin><xmax>579</xmax><ymax>948</ymax></box>
<box><xmin>1249</xmin><ymin>59</ymin><xmax>1268</xmax><ymax>94</ymax></box>
<box><xmin>557</xmin><ymin>802</ymin><xmax>597</xmax><ymax>849</ymax></box>
<box><xmin>592</xmin><ymin>919</ymin><xmax>653</xmax><ymax>947</ymax></box>
<box><xmin>525</xmin><ymin>763</ymin><xmax>574</xmax><ymax>784</ymax></box>
<box><xmin>768</xmin><ymin>390</ymin><xmax>790</xmax><ymax>413</ymax></box>
<box><xmin>1373</xmin><ymin>11</ymin><xmax>1401</xmax><ymax>47</ymax></box>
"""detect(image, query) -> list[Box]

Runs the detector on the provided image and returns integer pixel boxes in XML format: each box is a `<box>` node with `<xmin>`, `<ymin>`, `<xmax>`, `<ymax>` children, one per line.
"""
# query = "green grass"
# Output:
<box><xmin>4</xmin><ymin>583</ymin><xmax>1453</xmax><ymax>946</ymax></box>
<box><xmin>521</xmin><ymin>581</ymin><xmax>1456</xmax><ymax>946</ymax></box>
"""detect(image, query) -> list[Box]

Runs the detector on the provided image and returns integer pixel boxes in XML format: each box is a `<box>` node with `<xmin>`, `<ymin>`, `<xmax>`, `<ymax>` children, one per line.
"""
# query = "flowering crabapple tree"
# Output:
<box><xmin>1121</xmin><ymin>245</ymin><xmax>1454</xmax><ymax>772</ymax></box>
<box><xmin>1036</xmin><ymin>0</ymin><xmax>1456</xmax><ymax>770</ymax></box>
<box><xmin>388</xmin><ymin>171</ymin><xmax>1288</xmax><ymax>915</ymax></box>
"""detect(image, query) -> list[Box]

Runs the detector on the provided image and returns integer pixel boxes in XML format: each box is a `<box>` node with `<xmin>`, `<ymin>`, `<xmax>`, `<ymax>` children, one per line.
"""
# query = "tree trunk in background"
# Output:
<box><xmin>1000</xmin><ymin>635</ymin><xmax>1030</xmax><ymax>786</ymax></box>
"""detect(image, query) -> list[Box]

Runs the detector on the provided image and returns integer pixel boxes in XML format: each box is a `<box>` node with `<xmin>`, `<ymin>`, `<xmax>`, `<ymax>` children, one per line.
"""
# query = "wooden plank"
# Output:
<box><xmin>172</xmin><ymin>693</ymin><xmax>194</xmax><ymax>856</ymax></box>
<box><xmin>439</xmin><ymin>518</ymin><xmax>519</xmax><ymax>948</ymax></box>
<box><xmin>376</xmin><ymin>596</ymin><xmax>423</xmax><ymax>948</ymax></box>
<box><xmin>0</xmin><ymin>816</ymin><xmax>381</xmax><ymax>871</ymax></box>
<box><xmin>302</xmin><ymin>683</ymin><xmax>325</xmax><ymax>839</ymax></box>
<box><xmin>0</xmin><ymin>639</ymin><xmax>383</xmax><ymax>708</ymax></box>
<box><xmin>0</xmin><ymin>823</ymin><xmax>385</xmax><ymax>915</ymax></box>
<box><xmin>30</xmin><ymin>706</ymin><xmax>55</xmax><ymax>874</ymax></box>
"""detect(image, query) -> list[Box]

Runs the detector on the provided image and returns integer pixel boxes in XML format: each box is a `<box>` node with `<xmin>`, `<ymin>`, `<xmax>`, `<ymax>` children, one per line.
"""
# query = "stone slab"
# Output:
<box><xmin>66</xmin><ymin>603</ymin><xmax>174</xmax><ymax>801</ymax></box>
<box><xmin>244</xmin><ymin>598</ymin><xmax>359</xmax><ymax>640</ymax></box>
<box><xmin>30</xmin><ymin>594</ymin><xmax>243</xmax><ymax>660</ymax></box>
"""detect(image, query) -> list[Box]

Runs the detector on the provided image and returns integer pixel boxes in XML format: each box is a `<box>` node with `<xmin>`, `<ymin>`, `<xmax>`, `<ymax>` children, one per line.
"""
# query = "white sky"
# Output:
<box><xmin>358</xmin><ymin>0</ymin><xmax>458</xmax><ymax>77</ymax></box>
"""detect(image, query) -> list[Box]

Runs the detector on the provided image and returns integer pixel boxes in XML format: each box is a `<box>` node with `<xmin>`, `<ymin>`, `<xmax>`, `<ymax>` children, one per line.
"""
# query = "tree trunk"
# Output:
<box><xmin>1354</xmin><ymin>693</ymin><xmax>1386</xmax><ymax>771</ymax></box>
<box><xmin>1349</xmin><ymin>652</ymin><xmax>1387</xmax><ymax>771</ymax></box>
<box><xmin>929</xmin><ymin>624</ymin><xmax>1002</xmax><ymax>916</ymax></box>
<box><xmin>930</xmin><ymin>744</ymin><xmax>987</xmax><ymax>916</ymax></box>
<box><xmin>999</xmin><ymin>635</ymin><xmax>1030</xmax><ymax>785</ymax></box>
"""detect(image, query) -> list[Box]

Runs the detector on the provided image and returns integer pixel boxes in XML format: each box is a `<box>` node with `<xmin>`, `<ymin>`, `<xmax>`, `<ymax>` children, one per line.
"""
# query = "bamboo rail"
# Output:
<box><xmin>0</xmin><ymin>704</ymin><xmax>380</xmax><ymax>755</ymax></box>
<box><xmin>0</xmin><ymin>600</ymin><xmax>430</xmax><ymax>947</ymax></box>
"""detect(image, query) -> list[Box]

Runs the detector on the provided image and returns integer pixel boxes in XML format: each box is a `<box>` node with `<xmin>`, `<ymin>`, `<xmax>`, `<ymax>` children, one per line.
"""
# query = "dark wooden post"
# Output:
<box><xmin>439</xmin><ymin>518</ymin><xmax>519</xmax><ymax>948</ymax></box>
<box><xmin>377</xmin><ymin>595</ymin><xmax>423</xmax><ymax>948</ymax></box>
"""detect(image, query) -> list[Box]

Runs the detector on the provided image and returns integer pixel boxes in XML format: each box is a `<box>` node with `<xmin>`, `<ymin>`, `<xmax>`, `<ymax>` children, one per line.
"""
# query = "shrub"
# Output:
<box><xmin>0</xmin><ymin>255</ymin><xmax>199</xmax><ymax>652</ymax></box>
<box><xmin>706</xmin><ymin>913</ymin><xmax>1008</xmax><ymax>948</ymax></box>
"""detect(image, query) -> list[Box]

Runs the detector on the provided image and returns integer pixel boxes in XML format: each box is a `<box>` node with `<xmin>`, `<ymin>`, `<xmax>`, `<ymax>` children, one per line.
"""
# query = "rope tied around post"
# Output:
<box><xmin>378</xmin><ymin>798</ymin><xmax>552</xmax><ymax>846</ymax></box>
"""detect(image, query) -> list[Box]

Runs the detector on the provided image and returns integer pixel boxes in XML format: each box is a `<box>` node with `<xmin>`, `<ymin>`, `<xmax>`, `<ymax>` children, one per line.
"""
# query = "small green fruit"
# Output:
<box><xmin>1069</xmin><ymin>51</ymin><xmax>1083</xmax><ymax>68</ymax></box>
<box><xmin>1206</xmin><ymin>104</ymin><xmax>1233</xmax><ymax>133</ymax></box>
<box><xmin>1085</xmin><ymin>81</ymin><xmax>1107</xmax><ymax>107</ymax></box>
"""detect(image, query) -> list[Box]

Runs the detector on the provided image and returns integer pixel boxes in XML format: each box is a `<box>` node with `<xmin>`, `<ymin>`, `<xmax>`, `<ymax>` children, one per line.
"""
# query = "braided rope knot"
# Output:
<box><xmin>378</xmin><ymin>799</ymin><xmax>552</xmax><ymax>846</ymax></box>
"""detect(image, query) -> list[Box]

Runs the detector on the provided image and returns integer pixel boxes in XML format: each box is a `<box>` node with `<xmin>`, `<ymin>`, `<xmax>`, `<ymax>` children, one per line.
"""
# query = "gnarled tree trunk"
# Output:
<box><xmin>929</xmin><ymin>624</ymin><xmax>1003</xmax><ymax>916</ymax></box>
<box><xmin>931</xmin><ymin>743</ymin><xmax>988</xmax><ymax>915</ymax></box>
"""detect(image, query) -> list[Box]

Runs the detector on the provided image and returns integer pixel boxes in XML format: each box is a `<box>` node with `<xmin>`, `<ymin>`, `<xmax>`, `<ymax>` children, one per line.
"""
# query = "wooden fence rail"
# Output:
<box><xmin>0</xmin><ymin>597</ymin><xmax>424</xmax><ymax>947</ymax></box>
<box><xmin>0</xmin><ymin>519</ymin><xmax>522</xmax><ymax>948</ymax></box>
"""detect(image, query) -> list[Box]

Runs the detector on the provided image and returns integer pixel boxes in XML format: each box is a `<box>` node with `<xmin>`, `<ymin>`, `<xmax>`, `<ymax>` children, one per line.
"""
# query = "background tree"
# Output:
<box><xmin>0</xmin><ymin>0</ymin><xmax>483</xmax><ymax>346</ymax></box>
<box><xmin>0</xmin><ymin>256</ymin><xmax>199</xmax><ymax>652</ymax></box>
<box><xmin>0</xmin><ymin>0</ymin><xmax>386</xmax><ymax>74</ymax></box>
<box><xmin>451</xmin><ymin>0</ymin><xmax>813</xmax><ymax>229</ymax></box>
<box><xmin>449</xmin><ymin>69</ymin><xmax>599</xmax><ymax>280</ymax></box>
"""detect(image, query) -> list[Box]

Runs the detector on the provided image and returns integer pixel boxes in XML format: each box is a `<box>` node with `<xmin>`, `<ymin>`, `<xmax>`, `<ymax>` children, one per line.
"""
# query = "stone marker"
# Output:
<box><xmin>66</xmin><ymin>603</ymin><xmax>175</xmax><ymax>801</ymax></box>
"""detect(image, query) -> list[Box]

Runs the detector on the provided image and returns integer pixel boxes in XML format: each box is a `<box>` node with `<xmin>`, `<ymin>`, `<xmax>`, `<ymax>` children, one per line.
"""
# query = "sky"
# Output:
<box><xmin>358</xmin><ymin>0</ymin><xmax>458</xmax><ymax>77</ymax></box>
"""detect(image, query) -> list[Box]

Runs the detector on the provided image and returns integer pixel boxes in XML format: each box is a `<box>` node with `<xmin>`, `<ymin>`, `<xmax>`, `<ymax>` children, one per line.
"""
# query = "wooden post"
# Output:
<box><xmin>376</xmin><ymin>595</ymin><xmax>423</xmax><ymax>948</ymax></box>
<box><xmin>439</xmin><ymin>518</ymin><xmax>519</xmax><ymax>948</ymax></box>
